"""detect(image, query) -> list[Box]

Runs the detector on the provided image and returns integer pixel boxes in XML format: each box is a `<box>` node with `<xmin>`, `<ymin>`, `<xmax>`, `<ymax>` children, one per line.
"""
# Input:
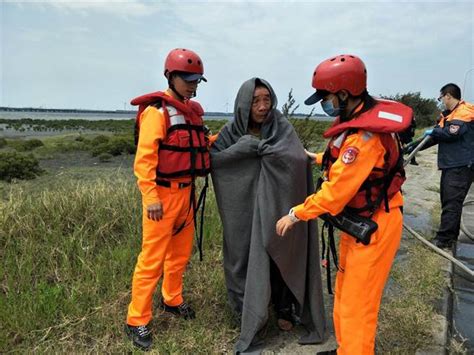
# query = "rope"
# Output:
<box><xmin>460</xmin><ymin>199</ymin><xmax>474</xmax><ymax>241</ymax></box>
<box><xmin>403</xmin><ymin>223</ymin><xmax>474</xmax><ymax>279</ymax></box>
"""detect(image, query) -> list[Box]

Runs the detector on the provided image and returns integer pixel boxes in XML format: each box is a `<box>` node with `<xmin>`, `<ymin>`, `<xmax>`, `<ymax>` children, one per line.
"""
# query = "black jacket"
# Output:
<box><xmin>432</xmin><ymin>101</ymin><xmax>474</xmax><ymax>169</ymax></box>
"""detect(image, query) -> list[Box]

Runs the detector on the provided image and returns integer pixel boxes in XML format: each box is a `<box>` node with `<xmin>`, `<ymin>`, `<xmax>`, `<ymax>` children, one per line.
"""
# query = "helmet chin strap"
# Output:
<box><xmin>338</xmin><ymin>93</ymin><xmax>363</xmax><ymax>122</ymax></box>
<box><xmin>338</xmin><ymin>95</ymin><xmax>349</xmax><ymax>122</ymax></box>
<box><xmin>168</xmin><ymin>80</ymin><xmax>196</xmax><ymax>100</ymax></box>
<box><xmin>167</xmin><ymin>72</ymin><xmax>193</xmax><ymax>101</ymax></box>
<box><xmin>168</xmin><ymin>81</ymin><xmax>185</xmax><ymax>101</ymax></box>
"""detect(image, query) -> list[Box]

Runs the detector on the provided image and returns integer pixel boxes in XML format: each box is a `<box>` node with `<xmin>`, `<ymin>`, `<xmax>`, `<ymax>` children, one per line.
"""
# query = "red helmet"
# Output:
<box><xmin>305</xmin><ymin>54</ymin><xmax>366</xmax><ymax>105</ymax></box>
<box><xmin>164</xmin><ymin>48</ymin><xmax>206</xmax><ymax>82</ymax></box>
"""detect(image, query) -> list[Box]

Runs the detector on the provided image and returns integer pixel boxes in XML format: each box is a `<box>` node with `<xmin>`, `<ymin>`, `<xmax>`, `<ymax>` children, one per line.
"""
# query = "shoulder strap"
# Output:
<box><xmin>323</xmin><ymin>99</ymin><xmax>413</xmax><ymax>138</ymax></box>
<box><xmin>345</xmin><ymin>132</ymin><xmax>405</xmax><ymax>215</ymax></box>
<box><xmin>134</xmin><ymin>98</ymin><xmax>163</xmax><ymax>146</ymax></box>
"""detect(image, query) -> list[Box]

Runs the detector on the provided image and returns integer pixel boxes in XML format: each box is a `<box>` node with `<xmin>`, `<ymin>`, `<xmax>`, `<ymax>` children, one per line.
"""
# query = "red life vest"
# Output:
<box><xmin>322</xmin><ymin>99</ymin><xmax>413</xmax><ymax>217</ymax></box>
<box><xmin>131</xmin><ymin>91</ymin><xmax>211</xmax><ymax>179</ymax></box>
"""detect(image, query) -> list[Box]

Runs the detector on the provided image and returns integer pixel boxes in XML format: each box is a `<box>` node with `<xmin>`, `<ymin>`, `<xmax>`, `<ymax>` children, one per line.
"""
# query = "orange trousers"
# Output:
<box><xmin>127</xmin><ymin>184</ymin><xmax>194</xmax><ymax>326</ymax></box>
<box><xmin>333</xmin><ymin>207</ymin><xmax>403</xmax><ymax>355</ymax></box>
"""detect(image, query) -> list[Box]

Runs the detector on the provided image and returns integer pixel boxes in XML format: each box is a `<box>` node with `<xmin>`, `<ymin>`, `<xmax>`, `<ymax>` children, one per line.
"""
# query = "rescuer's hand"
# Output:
<box><xmin>276</xmin><ymin>215</ymin><xmax>298</xmax><ymax>237</ymax></box>
<box><xmin>403</xmin><ymin>143</ymin><xmax>416</xmax><ymax>155</ymax></box>
<box><xmin>147</xmin><ymin>202</ymin><xmax>163</xmax><ymax>221</ymax></box>
<box><xmin>305</xmin><ymin>149</ymin><xmax>317</xmax><ymax>162</ymax></box>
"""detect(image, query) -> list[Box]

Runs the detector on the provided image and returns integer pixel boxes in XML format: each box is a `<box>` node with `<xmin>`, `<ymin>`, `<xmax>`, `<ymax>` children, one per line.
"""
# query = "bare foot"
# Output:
<box><xmin>277</xmin><ymin>318</ymin><xmax>293</xmax><ymax>331</ymax></box>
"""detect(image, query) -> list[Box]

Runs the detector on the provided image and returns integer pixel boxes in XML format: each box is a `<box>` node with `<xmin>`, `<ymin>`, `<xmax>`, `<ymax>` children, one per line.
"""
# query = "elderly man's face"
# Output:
<box><xmin>250</xmin><ymin>86</ymin><xmax>271</xmax><ymax>124</ymax></box>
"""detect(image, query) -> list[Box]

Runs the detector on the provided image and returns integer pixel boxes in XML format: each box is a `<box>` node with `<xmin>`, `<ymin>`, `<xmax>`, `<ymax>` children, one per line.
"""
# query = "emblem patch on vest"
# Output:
<box><xmin>448</xmin><ymin>124</ymin><xmax>460</xmax><ymax>135</ymax></box>
<box><xmin>341</xmin><ymin>147</ymin><xmax>359</xmax><ymax>164</ymax></box>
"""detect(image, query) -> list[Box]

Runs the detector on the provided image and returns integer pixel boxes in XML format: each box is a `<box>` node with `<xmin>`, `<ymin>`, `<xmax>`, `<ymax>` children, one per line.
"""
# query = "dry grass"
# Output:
<box><xmin>376</xmin><ymin>242</ymin><xmax>446</xmax><ymax>353</ymax></box>
<box><xmin>0</xmin><ymin>172</ymin><xmax>238</xmax><ymax>353</ymax></box>
<box><xmin>0</xmin><ymin>147</ymin><xmax>451</xmax><ymax>353</ymax></box>
<box><xmin>376</xmin><ymin>200</ymin><xmax>449</xmax><ymax>353</ymax></box>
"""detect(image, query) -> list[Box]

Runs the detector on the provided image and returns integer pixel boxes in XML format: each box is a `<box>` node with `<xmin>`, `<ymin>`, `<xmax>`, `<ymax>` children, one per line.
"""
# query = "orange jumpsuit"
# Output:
<box><xmin>127</xmin><ymin>90</ymin><xmax>196</xmax><ymax>326</ymax></box>
<box><xmin>292</xmin><ymin>130</ymin><xmax>403</xmax><ymax>355</ymax></box>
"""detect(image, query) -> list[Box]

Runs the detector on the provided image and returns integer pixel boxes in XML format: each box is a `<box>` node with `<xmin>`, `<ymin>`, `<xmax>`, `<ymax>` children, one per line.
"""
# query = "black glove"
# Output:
<box><xmin>203</xmin><ymin>125</ymin><xmax>212</xmax><ymax>136</ymax></box>
<box><xmin>403</xmin><ymin>143</ymin><xmax>416</xmax><ymax>155</ymax></box>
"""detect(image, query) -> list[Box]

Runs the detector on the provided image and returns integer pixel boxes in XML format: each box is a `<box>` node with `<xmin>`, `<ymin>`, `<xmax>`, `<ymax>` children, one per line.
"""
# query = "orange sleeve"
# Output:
<box><xmin>293</xmin><ymin>132</ymin><xmax>386</xmax><ymax>221</ymax></box>
<box><xmin>134</xmin><ymin>106</ymin><xmax>167</xmax><ymax>207</ymax></box>
<box><xmin>315</xmin><ymin>152</ymin><xmax>324</xmax><ymax>165</ymax></box>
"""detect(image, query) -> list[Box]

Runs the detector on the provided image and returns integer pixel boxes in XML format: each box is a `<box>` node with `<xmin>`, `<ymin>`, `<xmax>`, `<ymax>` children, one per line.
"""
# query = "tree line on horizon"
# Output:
<box><xmin>1</xmin><ymin>91</ymin><xmax>439</xmax><ymax>125</ymax></box>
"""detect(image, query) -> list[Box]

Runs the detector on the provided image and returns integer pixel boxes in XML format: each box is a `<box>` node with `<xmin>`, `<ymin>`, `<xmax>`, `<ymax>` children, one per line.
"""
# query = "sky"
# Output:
<box><xmin>1</xmin><ymin>0</ymin><xmax>473</xmax><ymax>114</ymax></box>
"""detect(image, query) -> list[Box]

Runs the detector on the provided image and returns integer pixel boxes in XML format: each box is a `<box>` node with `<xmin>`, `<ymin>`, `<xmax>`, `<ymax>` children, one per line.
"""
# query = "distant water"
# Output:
<box><xmin>0</xmin><ymin>110</ymin><xmax>135</xmax><ymax>121</ymax></box>
<box><xmin>0</xmin><ymin>110</ymin><xmax>230</xmax><ymax>121</ymax></box>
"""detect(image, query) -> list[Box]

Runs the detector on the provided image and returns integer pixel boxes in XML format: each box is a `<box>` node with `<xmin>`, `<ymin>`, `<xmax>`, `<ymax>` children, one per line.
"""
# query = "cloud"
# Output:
<box><xmin>8</xmin><ymin>0</ymin><xmax>163</xmax><ymax>19</ymax></box>
<box><xmin>2</xmin><ymin>1</ymin><xmax>473</xmax><ymax>110</ymax></box>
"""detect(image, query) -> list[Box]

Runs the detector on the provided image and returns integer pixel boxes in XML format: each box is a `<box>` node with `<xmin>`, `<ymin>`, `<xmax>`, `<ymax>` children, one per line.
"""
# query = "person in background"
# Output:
<box><xmin>423</xmin><ymin>83</ymin><xmax>474</xmax><ymax>249</ymax></box>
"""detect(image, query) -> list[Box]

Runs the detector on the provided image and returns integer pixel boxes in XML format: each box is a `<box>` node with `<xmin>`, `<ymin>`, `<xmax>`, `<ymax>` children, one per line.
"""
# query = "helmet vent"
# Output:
<box><xmin>349</xmin><ymin>55</ymin><xmax>355</xmax><ymax>58</ymax></box>
<box><xmin>197</xmin><ymin>60</ymin><xmax>201</xmax><ymax>65</ymax></box>
<box><xmin>188</xmin><ymin>59</ymin><xmax>193</xmax><ymax>64</ymax></box>
<box><xmin>330</xmin><ymin>57</ymin><xmax>336</xmax><ymax>61</ymax></box>
<box><xmin>181</xmin><ymin>49</ymin><xmax>186</xmax><ymax>51</ymax></box>
<box><xmin>340</xmin><ymin>58</ymin><xmax>345</xmax><ymax>62</ymax></box>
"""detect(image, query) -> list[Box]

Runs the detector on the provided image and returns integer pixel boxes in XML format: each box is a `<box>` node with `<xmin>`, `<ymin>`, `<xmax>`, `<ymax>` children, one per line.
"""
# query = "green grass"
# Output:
<box><xmin>0</xmin><ymin>170</ymin><xmax>240</xmax><ymax>353</ymax></box>
<box><xmin>0</xmin><ymin>151</ymin><xmax>44</xmax><ymax>182</ymax></box>
<box><xmin>0</xmin><ymin>118</ymin><xmax>228</xmax><ymax>136</ymax></box>
<box><xmin>0</xmin><ymin>118</ymin><xmax>233</xmax><ymax>161</ymax></box>
<box><xmin>376</xmin><ymin>243</ymin><xmax>446</xmax><ymax>353</ymax></box>
<box><xmin>0</xmin><ymin>118</ymin><xmax>135</xmax><ymax>133</ymax></box>
<box><xmin>0</xmin><ymin>119</ymin><xmax>450</xmax><ymax>353</ymax></box>
<box><xmin>0</xmin><ymin>163</ymin><xmax>449</xmax><ymax>353</ymax></box>
<box><xmin>376</xmin><ymin>202</ymin><xmax>448</xmax><ymax>353</ymax></box>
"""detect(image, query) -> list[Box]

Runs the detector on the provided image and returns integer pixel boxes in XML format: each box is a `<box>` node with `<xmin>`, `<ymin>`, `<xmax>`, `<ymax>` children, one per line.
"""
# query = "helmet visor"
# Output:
<box><xmin>304</xmin><ymin>90</ymin><xmax>327</xmax><ymax>105</ymax></box>
<box><xmin>177</xmin><ymin>72</ymin><xmax>207</xmax><ymax>83</ymax></box>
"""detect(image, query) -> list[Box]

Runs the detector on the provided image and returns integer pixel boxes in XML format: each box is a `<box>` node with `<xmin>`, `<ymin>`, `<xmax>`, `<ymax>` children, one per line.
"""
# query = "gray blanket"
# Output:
<box><xmin>210</xmin><ymin>78</ymin><xmax>326</xmax><ymax>353</ymax></box>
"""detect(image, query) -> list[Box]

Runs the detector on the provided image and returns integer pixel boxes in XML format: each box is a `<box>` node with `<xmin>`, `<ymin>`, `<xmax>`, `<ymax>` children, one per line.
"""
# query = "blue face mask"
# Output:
<box><xmin>321</xmin><ymin>99</ymin><xmax>341</xmax><ymax>117</ymax></box>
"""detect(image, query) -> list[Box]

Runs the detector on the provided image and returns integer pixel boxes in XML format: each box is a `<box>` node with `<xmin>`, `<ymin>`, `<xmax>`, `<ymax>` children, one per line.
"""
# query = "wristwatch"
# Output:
<box><xmin>288</xmin><ymin>208</ymin><xmax>300</xmax><ymax>223</ymax></box>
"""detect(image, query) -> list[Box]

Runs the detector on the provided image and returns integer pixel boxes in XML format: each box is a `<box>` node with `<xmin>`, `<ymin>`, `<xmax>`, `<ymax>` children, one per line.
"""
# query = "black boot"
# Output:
<box><xmin>125</xmin><ymin>324</ymin><xmax>152</xmax><ymax>351</ymax></box>
<box><xmin>434</xmin><ymin>238</ymin><xmax>454</xmax><ymax>250</ymax></box>
<box><xmin>160</xmin><ymin>300</ymin><xmax>196</xmax><ymax>319</ymax></box>
<box><xmin>316</xmin><ymin>350</ymin><xmax>337</xmax><ymax>355</ymax></box>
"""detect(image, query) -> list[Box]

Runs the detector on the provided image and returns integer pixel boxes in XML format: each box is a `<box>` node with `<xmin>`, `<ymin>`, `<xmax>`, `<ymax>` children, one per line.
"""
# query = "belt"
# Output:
<box><xmin>156</xmin><ymin>180</ymin><xmax>192</xmax><ymax>189</ymax></box>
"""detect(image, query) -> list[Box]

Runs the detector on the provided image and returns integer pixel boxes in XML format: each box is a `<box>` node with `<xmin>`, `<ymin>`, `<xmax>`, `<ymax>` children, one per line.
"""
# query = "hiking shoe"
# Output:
<box><xmin>160</xmin><ymin>300</ymin><xmax>196</xmax><ymax>320</ymax></box>
<box><xmin>125</xmin><ymin>324</ymin><xmax>152</xmax><ymax>351</ymax></box>
<box><xmin>434</xmin><ymin>238</ymin><xmax>453</xmax><ymax>250</ymax></box>
<box><xmin>316</xmin><ymin>350</ymin><xmax>337</xmax><ymax>355</ymax></box>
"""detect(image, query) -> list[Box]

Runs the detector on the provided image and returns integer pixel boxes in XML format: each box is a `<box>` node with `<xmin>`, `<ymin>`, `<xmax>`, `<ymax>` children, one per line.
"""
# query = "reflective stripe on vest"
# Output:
<box><xmin>321</xmin><ymin>100</ymin><xmax>410</xmax><ymax>216</ymax></box>
<box><xmin>322</xmin><ymin>130</ymin><xmax>405</xmax><ymax>217</ymax></box>
<box><xmin>156</xmin><ymin>103</ymin><xmax>210</xmax><ymax>179</ymax></box>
